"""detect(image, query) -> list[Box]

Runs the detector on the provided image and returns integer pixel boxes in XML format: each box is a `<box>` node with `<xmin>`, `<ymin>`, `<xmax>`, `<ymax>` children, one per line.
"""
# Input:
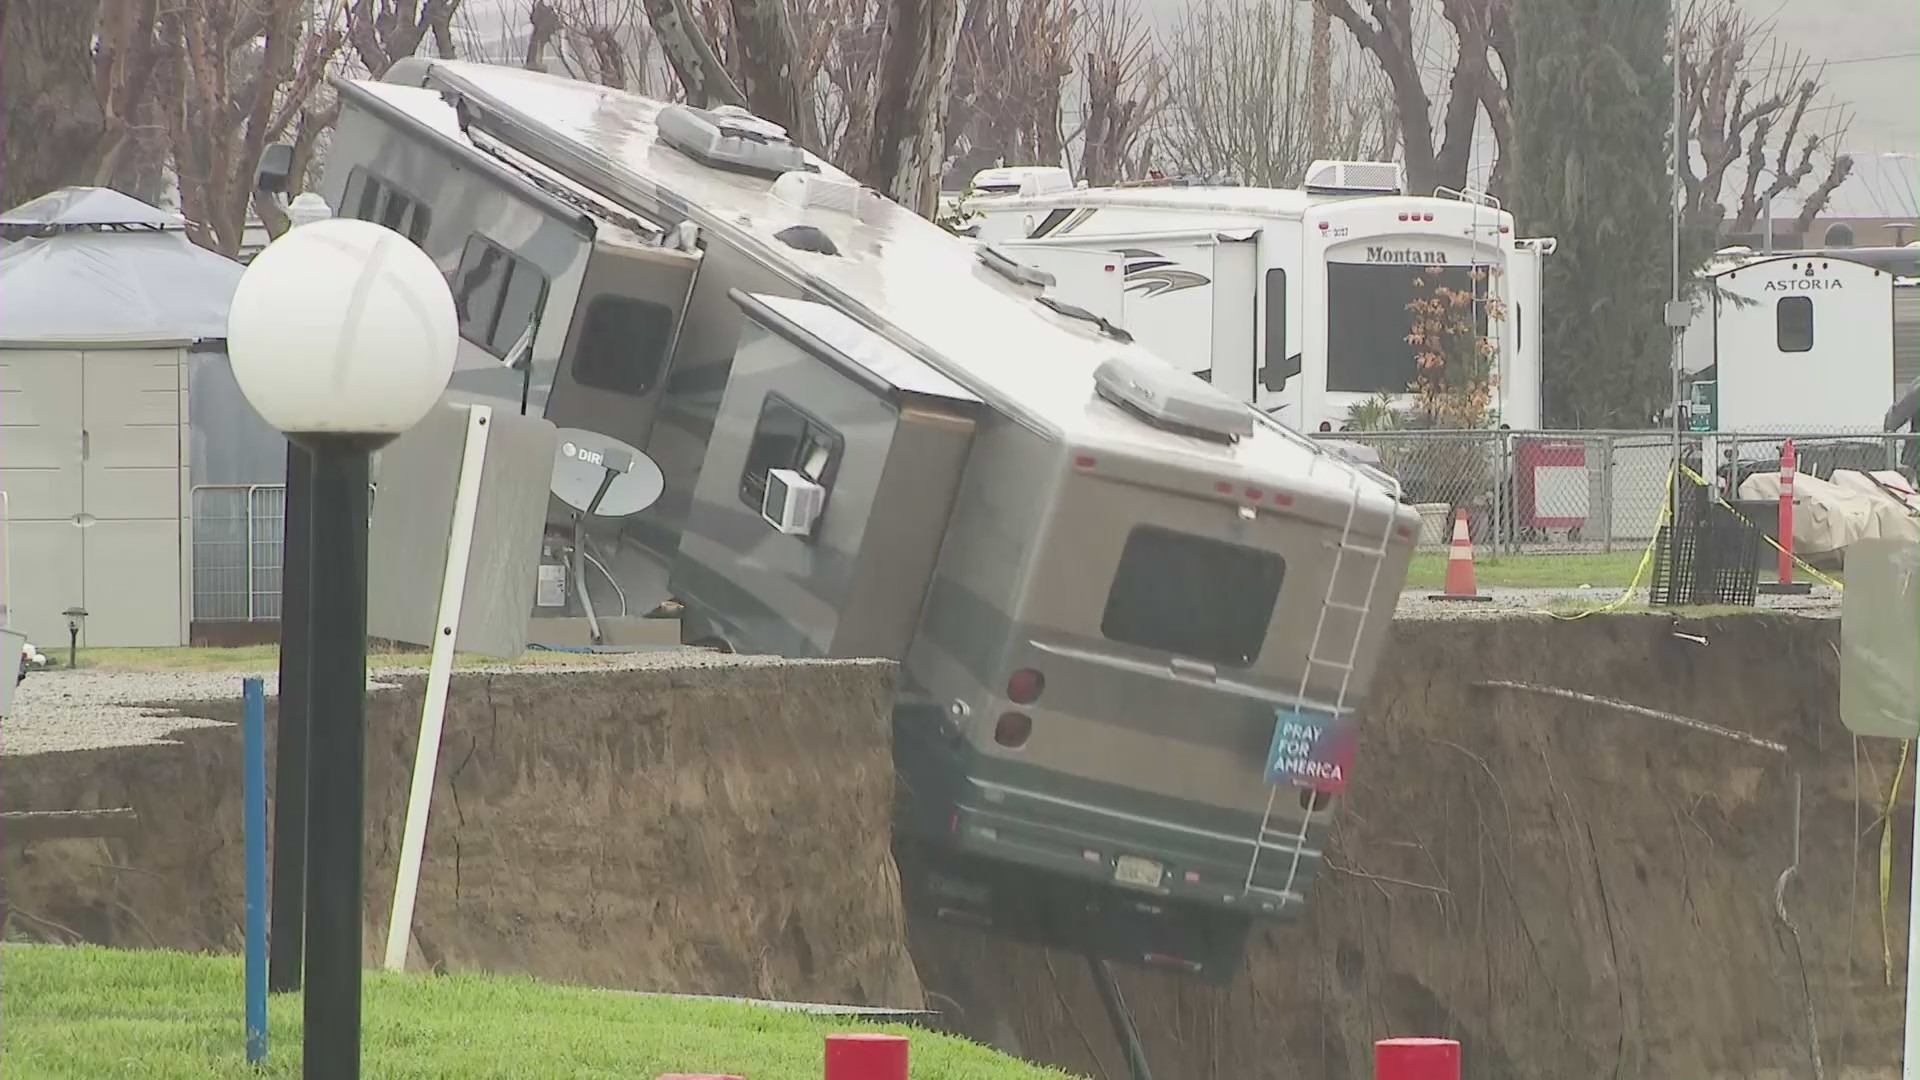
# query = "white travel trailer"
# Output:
<box><xmin>312</xmin><ymin>60</ymin><xmax>1419</xmax><ymax>981</ymax></box>
<box><xmin>954</xmin><ymin>164</ymin><xmax>1555</xmax><ymax>432</ymax></box>
<box><xmin>1681</xmin><ymin>250</ymin><xmax>1901</xmax><ymax>432</ymax></box>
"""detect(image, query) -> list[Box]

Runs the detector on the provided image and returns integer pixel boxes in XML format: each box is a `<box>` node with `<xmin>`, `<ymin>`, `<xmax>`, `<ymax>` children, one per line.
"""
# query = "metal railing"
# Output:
<box><xmin>1310</xmin><ymin>429</ymin><xmax>1919</xmax><ymax>553</ymax></box>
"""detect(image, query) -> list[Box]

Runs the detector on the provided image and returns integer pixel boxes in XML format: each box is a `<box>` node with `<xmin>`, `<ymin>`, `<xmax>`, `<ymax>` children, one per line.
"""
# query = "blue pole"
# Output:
<box><xmin>243</xmin><ymin>675</ymin><xmax>269</xmax><ymax>1064</ymax></box>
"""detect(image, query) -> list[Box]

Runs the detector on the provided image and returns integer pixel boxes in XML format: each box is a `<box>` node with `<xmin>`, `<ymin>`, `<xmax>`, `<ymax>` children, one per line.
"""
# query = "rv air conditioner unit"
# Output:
<box><xmin>762</xmin><ymin>468</ymin><xmax>826</xmax><ymax>536</ymax></box>
<box><xmin>1302</xmin><ymin>159</ymin><xmax>1406</xmax><ymax>197</ymax></box>
<box><xmin>1093</xmin><ymin>354</ymin><xmax>1253</xmax><ymax>445</ymax></box>
<box><xmin>657</xmin><ymin>103</ymin><xmax>813</xmax><ymax>178</ymax></box>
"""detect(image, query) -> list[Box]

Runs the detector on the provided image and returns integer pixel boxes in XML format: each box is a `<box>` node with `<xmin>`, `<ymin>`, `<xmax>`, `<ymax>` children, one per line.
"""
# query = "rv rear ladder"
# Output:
<box><xmin>1241</xmin><ymin>453</ymin><xmax>1400</xmax><ymax>906</ymax></box>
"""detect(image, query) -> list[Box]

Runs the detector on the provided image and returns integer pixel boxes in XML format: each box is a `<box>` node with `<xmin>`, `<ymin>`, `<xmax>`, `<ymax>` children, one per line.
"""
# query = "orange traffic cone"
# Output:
<box><xmin>1429</xmin><ymin>509</ymin><xmax>1491</xmax><ymax>602</ymax></box>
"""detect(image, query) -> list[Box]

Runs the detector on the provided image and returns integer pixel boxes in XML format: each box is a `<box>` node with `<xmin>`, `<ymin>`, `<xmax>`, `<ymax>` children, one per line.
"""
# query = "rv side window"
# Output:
<box><xmin>452</xmin><ymin>235</ymin><xmax>551</xmax><ymax>360</ymax></box>
<box><xmin>1100</xmin><ymin>526</ymin><xmax>1284</xmax><ymax>669</ymax></box>
<box><xmin>1776</xmin><ymin>296</ymin><xmax>1814</xmax><ymax>353</ymax></box>
<box><xmin>739</xmin><ymin>394</ymin><xmax>841</xmax><ymax>512</ymax></box>
<box><xmin>574</xmin><ymin>296</ymin><xmax>676</xmax><ymax>396</ymax></box>
<box><xmin>340</xmin><ymin>166</ymin><xmax>431</xmax><ymax>246</ymax></box>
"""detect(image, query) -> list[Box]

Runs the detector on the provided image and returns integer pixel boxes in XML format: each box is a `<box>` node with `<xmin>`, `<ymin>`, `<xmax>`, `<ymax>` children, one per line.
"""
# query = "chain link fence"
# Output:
<box><xmin>1312</xmin><ymin>429</ymin><xmax>1920</xmax><ymax>553</ymax></box>
<box><xmin>191</xmin><ymin>484</ymin><xmax>386</xmax><ymax>623</ymax></box>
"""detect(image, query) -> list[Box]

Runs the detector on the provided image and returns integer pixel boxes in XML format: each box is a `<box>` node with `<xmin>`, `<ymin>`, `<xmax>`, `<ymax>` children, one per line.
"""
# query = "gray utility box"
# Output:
<box><xmin>367</xmin><ymin>402</ymin><xmax>559</xmax><ymax>660</ymax></box>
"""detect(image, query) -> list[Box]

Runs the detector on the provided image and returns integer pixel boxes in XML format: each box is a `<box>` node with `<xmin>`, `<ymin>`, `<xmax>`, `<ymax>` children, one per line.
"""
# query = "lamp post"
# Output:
<box><xmin>270</xmin><ymin>191</ymin><xmax>333</xmax><ymax>995</ymax></box>
<box><xmin>226</xmin><ymin>218</ymin><xmax>457</xmax><ymax>1080</ymax></box>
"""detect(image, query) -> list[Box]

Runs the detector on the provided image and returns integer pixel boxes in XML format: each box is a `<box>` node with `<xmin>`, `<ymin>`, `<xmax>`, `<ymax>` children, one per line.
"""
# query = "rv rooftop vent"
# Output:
<box><xmin>1093</xmin><ymin>355</ymin><xmax>1253</xmax><ymax>444</ymax></box>
<box><xmin>657</xmin><ymin>103</ymin><xmax>813</xmax><ymax>178</ymax></box>
<box><xmin>762</xmin><ymin>468</ymin><xmax>826</xmax><ymax>536</ymax></box>
<box><xmin>1303</xmin><ymin>159</ymin><xmax>1406</xmax><ymax>196</ymax></box>
<box><xmin>771</xmin><ymin>170</ymin><xmax>867</xmax><ymax>215</ymax></box>
<box><xmin>775</xmin><ymin>224</ymin><xmax>840</xmax><ymax>256</ymax></box>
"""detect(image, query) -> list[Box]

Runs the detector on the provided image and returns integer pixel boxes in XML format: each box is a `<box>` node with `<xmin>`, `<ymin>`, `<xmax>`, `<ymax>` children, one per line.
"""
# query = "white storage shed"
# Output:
<box><xmin>0</xmin><ymin>188</ymin><xmax>245</xmax><ymax>647</ymax></box>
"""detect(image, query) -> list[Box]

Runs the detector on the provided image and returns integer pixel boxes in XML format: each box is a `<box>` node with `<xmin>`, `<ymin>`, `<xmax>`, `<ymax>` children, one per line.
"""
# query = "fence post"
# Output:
<box><xmin>244</xmin><ymin>485</ymin><xmax>257</xmax><ymax>622</ymax></box>
<box><xmin>1600</xmin><ymin>434</ymin><xmax>1615</xmax><ymax>553</ymax></box>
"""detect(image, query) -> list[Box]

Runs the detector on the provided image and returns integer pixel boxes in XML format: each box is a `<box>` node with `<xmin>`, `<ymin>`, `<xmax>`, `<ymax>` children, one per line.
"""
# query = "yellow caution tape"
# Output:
<box><xmin>1677</xmin><ymin>463</ymin><xmax>1845</xmax><ymax>592</ymax></box>
<box><xmin>1882</xmin><ymin>739</ymin><xmax>1910</xmax><ymax>986</ymax></box>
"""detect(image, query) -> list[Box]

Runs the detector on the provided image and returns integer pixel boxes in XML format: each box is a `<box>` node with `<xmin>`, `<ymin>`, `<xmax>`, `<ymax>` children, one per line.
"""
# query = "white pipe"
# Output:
<box><xmin>383</xmin><ymin>404</ymin><xmax>492</xmax><ymax>972</ymax></box>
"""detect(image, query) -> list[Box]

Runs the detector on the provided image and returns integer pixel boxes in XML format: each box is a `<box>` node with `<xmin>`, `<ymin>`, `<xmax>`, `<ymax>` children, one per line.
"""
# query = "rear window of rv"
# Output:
<box><xmin>1776</xmin><ymin>296</ymin><xmax>1814</xmax><ymax>353</ymax></box>
<box><xmin>1100</xmin><ymin>526</ymin><xmax>1284</xmax><ymax>669</ymax></box>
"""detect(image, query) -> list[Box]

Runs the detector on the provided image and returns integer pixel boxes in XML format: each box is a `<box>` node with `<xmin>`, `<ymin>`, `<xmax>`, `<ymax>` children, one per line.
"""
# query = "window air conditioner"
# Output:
<box><xmin>762</xmin><ymin>468</ymin><xmax>825</xmax><ymax>536</ymax></box>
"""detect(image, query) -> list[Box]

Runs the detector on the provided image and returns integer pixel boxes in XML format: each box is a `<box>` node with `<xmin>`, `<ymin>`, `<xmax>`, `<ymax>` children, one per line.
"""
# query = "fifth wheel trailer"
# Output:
<box><xmin>954</xmin><ymin>165</ymin><xmax>1556</xmax><ymax>433</ymax></box>
<box><xmin>315</xmin><ymin>59</ymin><xmax>1419</xmax><ymax>980</ymax></box>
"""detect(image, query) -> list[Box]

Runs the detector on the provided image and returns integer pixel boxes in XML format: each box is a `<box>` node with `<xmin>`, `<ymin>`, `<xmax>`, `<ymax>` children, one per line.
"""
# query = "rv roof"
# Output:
<box><xmin>961</xmin><ymin>182</ymin><xmax>1493</xmax><ymax>221</ymax></box>
<box><xmin>362</xmin><ymin>61</ymin><xmax>1385</xmax><ymax>496</ymax></box>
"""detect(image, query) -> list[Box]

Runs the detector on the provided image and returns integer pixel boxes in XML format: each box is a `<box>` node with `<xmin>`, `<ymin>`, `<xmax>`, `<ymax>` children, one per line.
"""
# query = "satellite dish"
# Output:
<box><xmin>550</xmin><ymin>428</ymin><xmax>664</xmax><ymax>517</ymax></box>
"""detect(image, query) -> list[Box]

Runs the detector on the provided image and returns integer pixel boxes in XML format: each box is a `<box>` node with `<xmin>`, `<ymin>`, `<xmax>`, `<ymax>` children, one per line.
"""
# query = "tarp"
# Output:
<box><xmin>1738</xmin><ymin>468</ymin><xmax>1920</xmax><ymax>558</ymax></box>
<box><xmin>0</xmin><ymin>188</ymin><xmax>243</xmax><ymax>347</ymax></box>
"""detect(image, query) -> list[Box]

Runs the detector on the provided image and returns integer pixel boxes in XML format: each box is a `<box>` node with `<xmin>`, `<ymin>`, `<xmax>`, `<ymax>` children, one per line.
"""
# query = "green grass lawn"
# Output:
<box><xmin>1</xmin><ymin>944</ymin><xmax>1077</xmax><ymax>1080</ymax></box>
<box><xmin>1401</xmin><ymin>548</ymin><xmax>1838</xmax><ymax>591</ymax></box>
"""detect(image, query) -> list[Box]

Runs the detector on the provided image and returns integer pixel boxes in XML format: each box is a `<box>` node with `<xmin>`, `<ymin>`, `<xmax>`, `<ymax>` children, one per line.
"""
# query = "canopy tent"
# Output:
<box><xmin>0</xmin><ymin>187</ymin><xmax>243</xmax><ymax>347</ymax></box>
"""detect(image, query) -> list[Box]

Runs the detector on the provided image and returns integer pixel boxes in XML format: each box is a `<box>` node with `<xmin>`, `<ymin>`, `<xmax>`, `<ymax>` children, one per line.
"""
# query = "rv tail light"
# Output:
<box><xmin>1244</xmin><ymin>486</ymin><xmax>1263</xmax><ymax>500</ymax></box>
<box><xmin>1214</xmin><ymin>480</ymin><xmax>1234</xmax><ymax>494</ymax></box>
<box><xmin>1006</xmin><ymin>668</ymin><xmax>1045</xmax><ymax>705</ymax></box>
<box><xmin>1073</xmin><ymin>454</ymin><xmax>1096</xmax><ymax>469</ymax></box>
<box><xmin>1423</xmin><ymin>213</ymin><xmax>1434</xmax><ymax>222</ymax></box>
<box><xmin>1498</xmin><ymin>225</ymin><xmax>1510</xmax><ymax>234</ymax></box>
<box><xmin>1183</xmin><ymin>870</ymin><xmax>1201</xmax><ymax>883</ymax></box>
<box><xmin>1317</xmin><ymin>222</ymin><xmax>1329</xmax><ymax>231</ymax></box>
<box><xmin>1397</xmin><ymin>212</ymin><xmax>1408</xmax><ymax>221</ymax></box>
<box><xmin>1271</xmin><ymin>491</ymin><xmax>1293</xmax><ymax>506</ymax></box>
<box><xmin>994</xmin><ymin>712</ymin><xmax>1033</xmax><ymax>747</ymax></box>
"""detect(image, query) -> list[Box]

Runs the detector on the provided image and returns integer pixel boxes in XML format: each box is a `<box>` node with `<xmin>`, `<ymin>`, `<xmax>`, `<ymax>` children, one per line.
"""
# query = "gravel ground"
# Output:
<box><xmin>2</xmin><ymin>591</ymin><xmax>1841</xmax><ymax>757</ymax></box>
<box><xmin>0</xmin><ymin>647</ymin><xmax>806</xmax><ymax>758</ymax></box>
<box><xmin>1394</xmin><ymin>582</ymin><xmax>1844</xmax><ymax>620</ymax></box>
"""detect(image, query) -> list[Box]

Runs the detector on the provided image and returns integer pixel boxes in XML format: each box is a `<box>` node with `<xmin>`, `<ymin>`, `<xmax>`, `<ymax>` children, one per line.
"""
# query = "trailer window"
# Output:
<box><xmin>452</xmin><ymin>235</ymin><xmax>550</xmax><ymax>360</ymax></box>
<box><xmin>1326</xmin><ymin>263</ymin><xmax>1489</xmax><ymax>393</ymax></box>
<box><xmin>1100</xmin><ymin>526</ymin><xmax>1284</xmax><ymax>669</ymax></box>
<box><xmin>574</xmin><ymin>296</ymin><xmax>676</xmax><ymax>396</ymax></box>
<box><xmin>340</xmin><ymin>167</ymin><xmax>431</xmax><ymax>247</ymax></box>
<box><xmin>739</xmin><ymin>394</ymin><xmax>842</xmax><ymax>512</ymax></box>
<box><xmin>1776</xmin><ymin>296</ymin><xmax>1814</xmax><ymax>353</ymax></box>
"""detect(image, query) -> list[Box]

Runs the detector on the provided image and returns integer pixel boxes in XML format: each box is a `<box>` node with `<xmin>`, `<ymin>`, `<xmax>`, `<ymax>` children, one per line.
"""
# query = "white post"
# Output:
<box><xmin>383</xmin><ymin>403</ymin><xmax>492</xmax><ymax>972</ymax></box>
<box><xmin>1905</xmin><ymin>761</ymin><xmax>1919</xmax><ymax>1080</ymax></box>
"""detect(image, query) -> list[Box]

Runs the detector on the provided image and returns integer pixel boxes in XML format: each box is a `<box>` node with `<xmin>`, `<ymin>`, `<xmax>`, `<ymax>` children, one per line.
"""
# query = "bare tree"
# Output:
<box><xmin>162</xmin><ymin>0</ymin><xmax>346</xmax><ymax>255</ymax></box>
<box><xmin>1315</xmin><ymin>0</ymin><xmax>1514</xmax><ymax>196</ymax></box>
<box><xmin>942</xmin><ymin>0</ymin><xmax>1076</xmax><ymax>184</ymax></box>
<box><xmin>346</xmin><ymin>0</ymin><xmax>461</xmax><ymax>76</ymax></box>
<box><xmin>1162</xmin><ymin>0</ymin><xmax>1387</xmax><ymax>188</ymax></box>
<box><xmin>1072</xmin><ymin>0</ymin><xmax>1164</xmax><ymax>185</ymax></box>
<box><xmin>1675</xmin><ymin>0</ymin><xmax>1853</xmax><ymax>238</ymax></box>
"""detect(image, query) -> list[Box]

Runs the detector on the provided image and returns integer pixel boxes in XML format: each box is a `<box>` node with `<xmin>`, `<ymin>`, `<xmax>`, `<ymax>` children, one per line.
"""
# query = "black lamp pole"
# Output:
<box><xmin>300</xmin><ymin>433</ymin><xmax>376</xmax><ymax>1080</ymax></box>
<box><xmin>269</xmin><ymin>440</ymin><xmax>312</xmax><ymax>993</ymax></box>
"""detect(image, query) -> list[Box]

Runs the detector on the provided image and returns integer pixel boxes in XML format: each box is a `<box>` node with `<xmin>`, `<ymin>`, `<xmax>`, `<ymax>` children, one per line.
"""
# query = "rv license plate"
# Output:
<box><xmin>1113</xmin><ymin>855</ymin><xmax>1164</xmax><ymax>889</ymax></box>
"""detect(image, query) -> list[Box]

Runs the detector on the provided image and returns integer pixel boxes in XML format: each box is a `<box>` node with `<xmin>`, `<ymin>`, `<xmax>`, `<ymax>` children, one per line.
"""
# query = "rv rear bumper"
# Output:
<box><xmin>948</xmin><ymin>767</ymin><xmax>1324</xmax><ymax>919</ymax></box>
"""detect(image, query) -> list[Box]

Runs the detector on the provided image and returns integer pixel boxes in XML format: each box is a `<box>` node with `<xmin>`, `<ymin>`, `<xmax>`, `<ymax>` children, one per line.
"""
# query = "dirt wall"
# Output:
<box><xmin>1</xmin><ymin>660</ymin><xmax>923</xmax><ymax>1009</ymax></box>
<box><xmin>913</xmin><ymin>614</ymin><xmax>1913</xmax><ymax>1080</ymax></box>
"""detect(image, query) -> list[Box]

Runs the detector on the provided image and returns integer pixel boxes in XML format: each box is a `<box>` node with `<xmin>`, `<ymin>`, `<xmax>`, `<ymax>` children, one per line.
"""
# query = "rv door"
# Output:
<box><xmin>544</xmin><ymin>232</ymin><xmax>702</xmax><ymax>453</ymax></box>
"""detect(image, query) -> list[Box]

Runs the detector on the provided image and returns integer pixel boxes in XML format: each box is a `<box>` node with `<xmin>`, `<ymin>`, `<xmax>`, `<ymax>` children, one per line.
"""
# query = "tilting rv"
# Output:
<box><xmin>316</xmin><ymin>60</ymin><xmax>1419</xmax><ymax>979</ymax></box>
<box><xmin>954</xmin><ymin>166</ymin><xmax>1557</xmax><ymax>432</ymax></box>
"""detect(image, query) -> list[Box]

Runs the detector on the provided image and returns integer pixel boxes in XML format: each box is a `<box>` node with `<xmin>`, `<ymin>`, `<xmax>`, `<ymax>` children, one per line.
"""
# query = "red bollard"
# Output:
<box><xmin>824</xmin><ymin>1033</ymin><xmax>908</xmax><ymax>1080</ymax></box>
<box><xmin>1375</xmin><ymin>1037</ymin><xmax>1460</xmax><ymax>1080</ymax></box>
<box><xmin>1759</xmin><ymin>438</ymin><xmax>1813</xmax><ymax>595</ymax></box>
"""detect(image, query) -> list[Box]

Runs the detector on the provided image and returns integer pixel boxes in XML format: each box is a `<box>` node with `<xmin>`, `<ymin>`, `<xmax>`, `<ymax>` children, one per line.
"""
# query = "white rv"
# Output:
<box><xmin>954</xmin><ymin>163</ymin><xmax>1555</xmax><ymax>431</ymax></box>
<box><xmin>1681</xmin><ymin>250</ymin><xmax>1900</xmax><ymax>432</ymax></box>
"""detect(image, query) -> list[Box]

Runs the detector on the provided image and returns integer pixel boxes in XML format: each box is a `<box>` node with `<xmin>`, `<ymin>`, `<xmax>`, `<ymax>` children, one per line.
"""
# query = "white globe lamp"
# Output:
<box><xmin>227</xmin><ymin>215</ymin><xmax>456</xmax><ymax>1080</ymax></box>
<box><xmin>228</xmin><ymin>216</ymin><xmax>455</xmax><ymax>442</ymax></box>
